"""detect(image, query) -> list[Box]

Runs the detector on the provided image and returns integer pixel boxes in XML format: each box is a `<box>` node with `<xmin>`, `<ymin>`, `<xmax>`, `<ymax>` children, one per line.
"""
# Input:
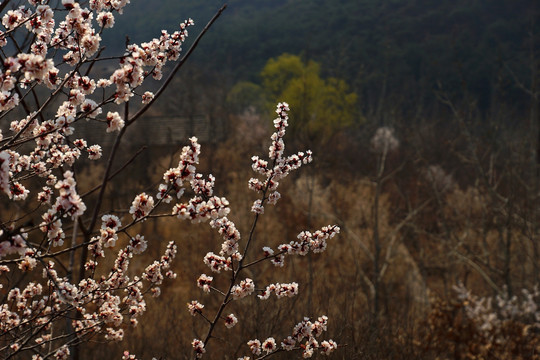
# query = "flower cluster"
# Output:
<box><xmin>258</xmin><ymin>282</ymin><xmax>299</xmax><ymax>299</ymax></box>
<box><xmin>37</xmin><ymin>170</ymin><xmax>87</xmax><ymax>249</ymax></box>
<box><xmin>173</xmin><ymin>195</ymin><xmax>230</xmax><ymax>223</ymax></box>
<box><xmin>183</xmin><ymin>104</ymin><xmax>340</xmax><ymax>359</ymax></box>
<box><xmin>111</xmin><ymin>18</ymin><xmax>193</xmax><ymax>103</ymax></box>
<box><xmin>121</xmin><ymin>350</ymin><xmax>138</xmax><ymax>360</ymax></box>
<box><xmin>0</xmin><ymin>6</ymin><xmax>340</xmax><ymax>354</ymax></box>
<box><xmin>224</xmin><ymin>313</ymin><xmax>238</xmax><ymax>328</ymax></box>
<box><xmin>203</xmin><ymin>251</ymin><xmax>232</xmax><ymax>273</ymax></box>
<box><xmin>192</xmin><ymin>339</ymin><xmax>206</xmax><ymax>359</ymax></box>
<box><xmin>280</xmin><ymin>226</ymin><xmax>340</xmax><ymax>255</ymax></box>
<box><xmin>1</xmin><ymin>222</ymin><xmax>177</xmax><ymax>358</ymax></box>
<box><xmin>249</xmin><ymin>102</ymin><xmax>312</xmax><ymax>214</ymax></box>
<box><xmin>244</xmin><ymin>316</ymin><xmax>337</xmax><ymax>358</ymax></box>
<box><xmin>0</xmin><ymin>230</ymin><xmax>28</xmax><ymax>259</ymax></box>
<box><xmin>262</xmin><ymin>225</ymin><xmax>341</xmax><ymax>268</ymax></box>
<box><xmin>0</xmin><ymin>0</ymin><xmax>194</xmax><ymax>208</ymax></box>
<box><xmin>0</xmin><ymin>1</ymin><xmax>189</xmax><ymax>223</ymax></box>
<box><xmin>188</xmin><ymin>300</ymin><xmax>204</xmax><ymax>316</ymax></box>
<box><xmin>422</xmin><ymin>284</ymin><xmax>540</xmax><ymax>359</ymax></box>
<box><xmin>454</xmin><ymin>283</ymin><xmax>540</xmax><ymax>337</ymax></box>
<box><xmin>197</xmin><ymin>274</ymin><xmax>213</xmax><ymax>293</ymax></box>
<box><xmin>211</xmin><ymin>217</ymin><xmax>241</xmax><ymax>257</ymax></box>
<box><xmin>231</xmin><ymin>278</ymin><xmax>255</xmax><ymax>300</ymax></box>
<box><xmin>142</xmin><ymin>241</ymin><xmax>178</xmax><ymax>287</ymax></box>
<box><xmin>130</xmin><ymin>192</ymin><xmax>154</xmax><ymax>220</ymax></box>
<box><xmin>0</xmin><ymin>1</ymin><xmax>226</xmax><ymax>358</ymax></box>
<box><xmin>161</xmin><ymin>137</ymin><xmax>231</xmax><ymax>223</ymax></box>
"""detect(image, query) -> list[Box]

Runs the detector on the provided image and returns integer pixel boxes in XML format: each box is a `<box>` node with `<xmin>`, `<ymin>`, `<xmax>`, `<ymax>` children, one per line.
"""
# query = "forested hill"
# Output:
<box><xmin>109</xmin><ymin>0</ymin><xmax>538</xmax><ymax>117</ymax></box>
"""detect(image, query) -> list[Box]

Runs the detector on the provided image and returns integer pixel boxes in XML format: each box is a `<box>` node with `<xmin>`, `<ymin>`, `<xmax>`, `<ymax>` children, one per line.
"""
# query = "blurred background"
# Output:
<box><xmin>79</xmin><ymin>0</ymin><xmax>540</xmax><ymax>358</ymax></box>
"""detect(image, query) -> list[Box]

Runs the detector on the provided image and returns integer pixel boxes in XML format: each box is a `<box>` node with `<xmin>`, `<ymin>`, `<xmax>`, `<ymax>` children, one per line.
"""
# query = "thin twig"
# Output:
<box><xmin>127</xmin><ymin>4</ymin><xmax>228</xmax><ymax>126</ymax></box>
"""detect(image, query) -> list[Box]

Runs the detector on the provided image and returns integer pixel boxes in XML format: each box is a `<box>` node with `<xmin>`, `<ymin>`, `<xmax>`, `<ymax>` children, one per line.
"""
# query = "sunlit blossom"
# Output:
<box><xmin>0</xmin><ymin>1</ymin><xmax>339</xmax><ymax>353</ymax></box>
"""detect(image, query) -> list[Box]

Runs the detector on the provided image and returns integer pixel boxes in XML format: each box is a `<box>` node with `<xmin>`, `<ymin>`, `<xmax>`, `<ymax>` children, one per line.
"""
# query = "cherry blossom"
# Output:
<box><xmin>197</xmin><ymin>274</ymin><xmax>213</xmax><ymax>293</ymax></box>
<box><xmin>231</xmin><ymin>278</ymin><xmax>255</xmax><ymax>300</ymax></box>
<box><xmin>188</xmin><ymin>300</ymin><xmax>204</xmax><ymax>316</ymax></box>
<box><xmin>262</xmin><ymin>337</ymin><xmax>277</xmax><ymax>354</ymax></box>
<box><xmin>224</xmin><ymin>313</ymin><xmax>238</xmax><ymax>328</ymax></box>
<box><xmin>192</xmin><ymin>339</ymin><xmax>206</xmax><ymax>358</ymax></box>
<box><xmin>106</xmin><ymin>111</ymin><xmax>125</xmax><ymax>132</ymax></box>
<box><xmin>247</xmin><ymin>339</ymin><xmax>262</xmax><ymax>356</ymax></box>
<box><xmin>181</xmin><ymin>103</ymin><xmax>339</xmax><ymax>358</ymax></box>
<box><xmin>130</xmin><ymin>192</ymin><xmax>154</xmax><ymax>220</ymax></box>
<box><xmin>0</xmin><ymin>0</ymin><xmax>339</xmax><ymax>356</ymax></box>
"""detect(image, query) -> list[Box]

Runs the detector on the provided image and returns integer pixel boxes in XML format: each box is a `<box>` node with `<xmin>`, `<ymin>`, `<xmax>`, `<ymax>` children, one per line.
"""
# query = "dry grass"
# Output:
<box><xmin>11</xmin><ymin>112</ymin><xmax>531</xmax><ymax>359</ymax></box>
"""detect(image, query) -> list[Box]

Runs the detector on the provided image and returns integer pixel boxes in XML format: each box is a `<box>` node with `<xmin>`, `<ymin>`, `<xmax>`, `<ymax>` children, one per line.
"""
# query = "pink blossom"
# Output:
<box><xmin>106</xmin><ymin>111</ymin><xmax>124</xmax><ymax>132</ymax></box>
<box><xmin>271</xmin><ymin>254</ymin><xmax>285</xmax><ymax>267</ymax></box>
<box><xmin>281</xmin><ymin>336</ymin><xmax>296</xmax><ymax>351</ymax></box>
<box><xmin>251</xmin><ymin>199</ymin><xmax>264</xmax><ymax>214</ymax></box>
<box><xmin>96</xmin><ymin>11</ymin><xmax>114</xmax><ymax>28</ymax></box>
<box><xmin>0</xmin><ymin>2</ymin><xmax>341</xmax><ymax>353</ymax></box>
<box><xmin>262</xmin><ymin>337</ymin><xmax>277</xmax><ymax>354</ymax></box>
<box><xmin>267</xmin><ymin>191</ymin><xmax>281</xmax><ymax>205</ymax></box>
<box><xmin>231</xmin><ymin>278</ymin><xmax>255</xmax><ymax>300</ymax></box>
<box><xmin>18</xmin><ymin>256</ymin><xmax>37</xmax><ymax>272</ymax></box>
<box><xmin>104</xmin><ymin>328</ymin><xmax>124</xmax><ymax>341</ymax></box>
<box><xmin>187</xmin><ymin>300</ymin><xmax>204</xmax><ymax>316</ymax></box>
<box><xmin>141</xmin><ymin>91</ymin><xmax>154</xmax><ymax>104</ymax></box>
<box><xmin>129</xmin><ymin>192</ymin><xmax>154</xmax><ymax>220</ymax></box>
<box><xmin>2</xmin><ymin>9</ymin><xmax>28</xmax><ymax>30</ymax></box>
<box><xmin>320</xmin><ymin>340</ymin><xmax>338</xmax><ymax>355</ymax></box>
<box><xmin>87</xmin><ymin>145</ymin><xmax>102</xmax><ymax>159</ymax></box>
<box><xmin>262</xmin><ymin>246</ymin><xmax>274</xmax><ymax>257</ymax></box>
<box><xmin>197</xmin><ymin>274</ymin><xmax>213</xmax><ymax>293</ymax></box>
<box><xmin>203</xmin><ymin>252</ymin><xmax>232</xmax><ymax>273</ymax></box>
<box><xmin>247</xmin><ymin>339</ymin><xmax>261</xmax><ymax>356</ymax></box>
<box><xmin>224</xmin><ymin>313</ymin><xmax>238</xmax><ymax>328</ymax></box>
<box><xmin>10</xmin><ymin>182</ymin><xmax>29</xmax><ymax>200</ymax></box>
<box><xmin>192</xmin><ymin>339</ymin><xmax>206</xmax><ymax>358</ymax></box>
<box><xmin>37</xmin><ymin>186</ymin><xmax>52</xmax><ymax>203</ymax></box>
<box><xmin>54</xmin><ymin>345</ymin><xmax>70</xmax><ymax>359</ymax></box>
<box><xmin>128</xmin><ymin>235</ymin><xmax>147</xmax><ymax>254</ymax></box>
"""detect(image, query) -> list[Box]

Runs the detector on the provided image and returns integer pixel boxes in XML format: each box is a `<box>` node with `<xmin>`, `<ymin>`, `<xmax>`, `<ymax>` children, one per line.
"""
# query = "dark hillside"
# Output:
<box><xmin>108</xmin><ymin>0</ymin><xmax>538</xmax><ymax>119</ymax></box>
